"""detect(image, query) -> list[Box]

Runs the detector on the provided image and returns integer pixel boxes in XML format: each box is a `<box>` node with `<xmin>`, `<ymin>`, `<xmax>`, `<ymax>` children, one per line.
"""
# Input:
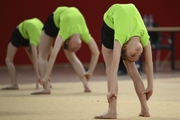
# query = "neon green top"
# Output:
<box><xmin>18</xmin><ymin>18</ymin><xmax>43</xmax><ymax>47</ymax></box>
<box><xmin>53</xmin><ymin>6</ymin><xmax>91</xmax><ymax>43</ymax></box>
<box><xmin>104</xmin><ymin>3</ymin><xmax>149</xmax><ymax>47</ymax></box>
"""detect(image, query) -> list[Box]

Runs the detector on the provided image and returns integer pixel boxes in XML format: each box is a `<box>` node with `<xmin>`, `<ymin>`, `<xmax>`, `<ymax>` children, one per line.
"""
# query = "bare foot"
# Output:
<box><xmin>84</xmin><ymin>84</ymin><xmax>91</xmax><ymax>92</ymax></box>
<box><xmin>139</xmin><ymin>111</ymin><xmax>150</xmax><ymax>117</ymax></box>
<box><xmin>94</xmin><ymin>112</ymin><xmax>117</xmax><ymax>119</ymax></box>
<box><xmin>84</xmin><ymin>88</ymin><xmax>91</xmax><ymax>92</ymax></box>
<box><xmin>1</xmin><ymin>85</ymin><xmax>19</xmax><ymax>90</ymax></box>
<box><xmin>31</xmin><ymin>89</ymin><xmax>51</xmax><ymax>95</ymax></box>
<box><xmin>32</xmin><ymin>81</ymin><xmax>51</xmax><ymax>95</ymax></box>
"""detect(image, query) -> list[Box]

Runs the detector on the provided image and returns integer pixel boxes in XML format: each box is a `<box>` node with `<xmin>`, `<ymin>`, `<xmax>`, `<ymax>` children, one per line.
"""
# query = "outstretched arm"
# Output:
<box><xmin>29</xmin><ymin>45</ymin><xmax>41</xmax><ymax>80</ymax></box>
<box><xmin>43</xmin><ymin>36</ymin><xmax>63</xmax><ymax>82</ymax></box>
<box><xmin>85</xmin><ymin>37</ymin><xmax>100</xmax><ymax>80</ymax></box>
<box><xmin>142</xmin><ymin>41</ymin><xmax>153</xmax><ymax>100</ymax></box>
<box><xmin>24</xmin><ymin>44</ymin><xmax>41</xmax><ymax>89</ymax></box>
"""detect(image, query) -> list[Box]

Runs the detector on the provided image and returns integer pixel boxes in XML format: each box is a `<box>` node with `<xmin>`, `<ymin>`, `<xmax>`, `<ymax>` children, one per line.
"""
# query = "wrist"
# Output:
<box><xmin>37</xmin><ymin>75</ymin><xmax>41</xmax><ymax>79</ymax></box>
<box><xmin>148</xmin><ymin>84</ymin><xmax>153</xmax><ymax>89</ymax></box>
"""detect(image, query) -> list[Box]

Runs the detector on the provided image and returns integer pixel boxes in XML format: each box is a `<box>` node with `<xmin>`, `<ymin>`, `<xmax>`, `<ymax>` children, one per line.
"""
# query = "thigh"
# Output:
<box><xmin>38</xmin><ymin>30</ymin><xmax>54</xmax><ymax>58</ymax></box>
<box><xmin>9</xmin><ymin>28</ymin><xmax>23</xmax><ymax>48</ymax></box>
<box><xmin>6</xmin><ymin>42</ymin><xmax>18</xmax><ymax>61</ymax></box>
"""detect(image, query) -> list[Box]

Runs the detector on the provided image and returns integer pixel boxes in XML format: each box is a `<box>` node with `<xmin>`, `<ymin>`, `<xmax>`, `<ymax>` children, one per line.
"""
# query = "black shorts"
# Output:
<box><xmin>100</xmin><ymin>21</ymin><xmax>114</xmax><ymax>49</ymax></box>
<box><xmin>9</xmin><ymin>28</ymin><xmax>29</xmax><ymax>48</ymax></box>
<box><xmin>42</xmin><ymin>13</ymin><xmax>59</xmax><ymax>38</ymax></box>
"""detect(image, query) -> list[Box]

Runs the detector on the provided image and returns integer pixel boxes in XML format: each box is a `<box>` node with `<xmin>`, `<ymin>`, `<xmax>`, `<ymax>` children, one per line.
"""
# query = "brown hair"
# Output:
<box><xmin>121</xmin><ymin>44</ymin><xmax>127</xmax><ymax>60</ymax></box>
<box><xmin>63</xmin><ymin>41</ymin><xmax>68</xmax><ymax>50</ymax></box>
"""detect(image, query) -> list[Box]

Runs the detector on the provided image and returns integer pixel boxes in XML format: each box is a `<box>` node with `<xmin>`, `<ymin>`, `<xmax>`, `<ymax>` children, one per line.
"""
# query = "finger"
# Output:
<box><xmin>141</xmin><ymin>91</ymin><xmax>146</xmax><ymax>94</ymax></box>
<box><xmin>146</xmin><ymin>94</ymin><xmax>148</xmax><ymax>100</ymax></box>
<box><xmin>87</xmin><ymin>76</ymin><xmax>90</xmax><ymax>81</ymax></box>
<box><xmin>107</xmin><ymin>98</ymin><xmax>110</xmax><ymax>103</ymax></box>
<box><xmin>41</xmin><ymin>80</ymin><xmax>45</xmax><ymax>85</ymax></box>
<box><xmin>85</xmin><ymin>75</ymin><xmax>90</xmax><ymax>81</ymax></box>
<box><xmin>108</xmin><ymin>96</ymin><xmax>117</xmax><ymax>103</ymax></box>
<box><xmin>86</xmin><ymin>75</ymin><xmax>89</xmax><ymax>79</ymax></box>
<box><xmin>107</xmin><ymin>96</ymin><xmax>112</xmax><ymax>103</ymax></box>
<box><xmin>146</xmin><ymin>94</ymin><xmax>152</xmax><ymax>100</ymax></box>
<box><xmin>141</xmin><ymin>90</ymin><xmax>148</xmax><ymax>95</ymax></box>
<box><xmin>107</xmin><ymin>92</ymin><xmax>117</xmax><ymax>102</ymax></box>
<box><xmin>106</xmin><ymin>93</ymin><xmax>111</xmax><ymax>103</ymax></box>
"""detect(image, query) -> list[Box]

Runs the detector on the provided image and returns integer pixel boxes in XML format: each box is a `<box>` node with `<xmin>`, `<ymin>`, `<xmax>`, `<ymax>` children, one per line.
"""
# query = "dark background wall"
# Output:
<box><xmin>0</xmin><ymin>0</ymin><xmax>180</xmax><ymax>66</ymax></box>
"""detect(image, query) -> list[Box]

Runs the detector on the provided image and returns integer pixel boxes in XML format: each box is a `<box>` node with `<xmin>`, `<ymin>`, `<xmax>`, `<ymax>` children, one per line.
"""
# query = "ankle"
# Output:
<box><xmin>108</xmin><ymin>108</ymin><xmax>117</xmax><ymax>115</ymax></box>
<box><xmin>140</xmin><ymin>109</ymin><xmax>150</xmax><ymax>117</ymax></box>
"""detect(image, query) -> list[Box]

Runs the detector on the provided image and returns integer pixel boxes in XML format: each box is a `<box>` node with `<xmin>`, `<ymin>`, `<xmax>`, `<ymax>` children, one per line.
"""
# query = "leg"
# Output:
<box><xmin>3</xmin><ymin>42</ymin><xmax>18</xmax><ymax>90</ymax></box>
<box><xmin>94</xmin><ymin>44</ymin><xmax>117</xmax><ymax>119</ymax></box>
<box><xmin>38</xmin><ymin>30</ymin><xmax>54</xmax><ymax>79</ymax></box>
<box><xmin>124</xmin><ymin>61</ymin><xmax>150</xmax><ymax>117</ymax></box>
<box><xmin>31</xmin><ymin>30</ymin><xmax>54</xmax><ymax>94</ymax></box>
<box><xmin>64</xmin><ymin>49</ymin><xmax>91</xmax><ymax>92</ymax></box>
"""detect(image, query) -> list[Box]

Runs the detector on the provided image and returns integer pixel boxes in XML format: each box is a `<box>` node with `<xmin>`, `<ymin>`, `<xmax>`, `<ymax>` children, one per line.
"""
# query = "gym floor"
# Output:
<box><xmin>0</xmin><ymin>63</ymin><xmax>180</xmax><ymax>120</ymax></box>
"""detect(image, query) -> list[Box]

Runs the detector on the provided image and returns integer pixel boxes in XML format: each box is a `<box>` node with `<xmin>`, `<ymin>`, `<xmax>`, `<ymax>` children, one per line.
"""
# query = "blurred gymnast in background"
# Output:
<box><xmin>31</xmin><ymin>6</ymin><xmax>99</xmax><ymax>94</ymax></box>
<box><xmin>3</xmin><ymin>18</ymin><xmax>43</xmax><ymax>90</ymax></box>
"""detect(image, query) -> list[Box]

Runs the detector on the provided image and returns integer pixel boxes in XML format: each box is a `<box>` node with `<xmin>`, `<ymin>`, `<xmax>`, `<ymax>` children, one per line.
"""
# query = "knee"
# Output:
<box><xmin>5</xmin><ymin>57</ymin><xmax>12</xmax><ymax>65</ymax></box>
